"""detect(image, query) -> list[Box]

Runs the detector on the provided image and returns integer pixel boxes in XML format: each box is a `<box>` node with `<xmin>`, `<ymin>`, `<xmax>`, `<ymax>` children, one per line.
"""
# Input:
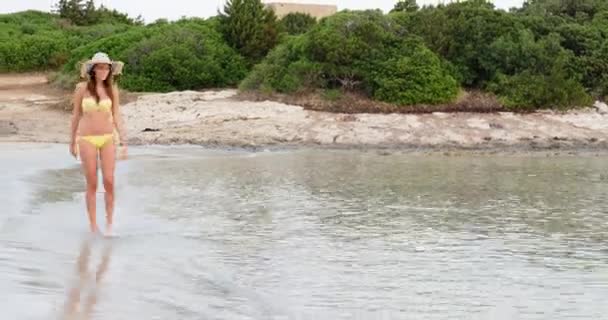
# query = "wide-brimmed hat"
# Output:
<box><xmin>79</xmin><ymin>52</ymin><xmax>124</xmax><ymax>78</ymax></box>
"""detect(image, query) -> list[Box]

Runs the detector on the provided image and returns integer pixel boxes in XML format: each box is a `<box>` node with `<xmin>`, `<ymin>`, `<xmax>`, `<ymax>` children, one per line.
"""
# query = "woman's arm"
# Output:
<box><xmin>111</xmin><ymin>85</ymin><xmax>127</xmax><ymax>146</ymax></box>
<box><xmin>70</xmin><ymin>83</ymin><xmax>85</xmax><ymax>144</ymax></box>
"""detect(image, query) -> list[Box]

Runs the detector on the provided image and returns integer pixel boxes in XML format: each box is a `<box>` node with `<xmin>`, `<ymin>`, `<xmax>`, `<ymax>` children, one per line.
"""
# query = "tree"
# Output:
<box><xmin>219</xmin><ymin>0</ymin><xmax>279</xmax><ymax>66</ymax></box>
<box><xmin>391</xmin><ymin>0</ymin><xmax>419</xmax><ymax>13</ymax></box>
<box><xmin>280</xmin><ymin>12</ymin><xmax>317</xmax><ymax>35</ymax></box>
<box><xmin>54</xmin><ymin>0</ymin><xmax>87</xmax><ymax>25</ymax></box>
<box><xmin>521</xmin><ymin>0</ymin><xmax>608</xmax><ymax>21</ymax></box>
<box><xmin>83</xmin><ymin>0</ymin><xmax>97</xmax><ymax>24</ymax></box>
<box><xmin>53</xmin><ymin>0</ymin><xmax>141</xmax><ymax>25</ymax></box>
<box><xmin>96</xmin><ymin>5</ymin><xmax>144</xmax><ymax>25</ymax></box>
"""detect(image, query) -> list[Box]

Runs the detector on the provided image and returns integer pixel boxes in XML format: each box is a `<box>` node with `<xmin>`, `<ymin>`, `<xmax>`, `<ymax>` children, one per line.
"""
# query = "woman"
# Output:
<box><xmin>70</xmin><ymin>52</ymin><xmax>127</xmax><ymax>235</ymax></box>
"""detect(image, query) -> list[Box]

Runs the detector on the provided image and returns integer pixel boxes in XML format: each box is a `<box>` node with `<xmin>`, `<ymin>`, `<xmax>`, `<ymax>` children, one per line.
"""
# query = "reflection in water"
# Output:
<box><xmin>62</xmin><ymin>238</ymin><xmax>112</xmax><ymax>320</ymax></box>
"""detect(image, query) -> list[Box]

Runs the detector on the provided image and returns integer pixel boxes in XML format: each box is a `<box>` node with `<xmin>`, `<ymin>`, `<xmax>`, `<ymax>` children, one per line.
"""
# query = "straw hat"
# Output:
<box><xmin>79</xmin><ymin>52</ymin><xmax>124</xmax><ymax>78</ymax></box>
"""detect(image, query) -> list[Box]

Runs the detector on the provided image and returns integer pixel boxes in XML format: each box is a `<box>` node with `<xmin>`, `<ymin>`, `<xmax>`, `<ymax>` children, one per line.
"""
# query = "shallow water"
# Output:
<box><xmin>1</xmin><ymin>143</ymin><xmax>607</xmax><ymax>320</ymax></box>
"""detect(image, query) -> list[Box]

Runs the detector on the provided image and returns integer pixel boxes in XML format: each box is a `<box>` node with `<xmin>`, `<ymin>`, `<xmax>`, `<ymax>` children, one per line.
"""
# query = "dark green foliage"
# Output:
<box><xmin>391</xmin><ymin>0</ymin><xmax>419</xmax><ymax>13</ymax></box>
<box><xmin>60</xmin><ymin>21</ymin><xmax>247</xmax><ymax>92</ymax></box>
<box><xmin>242</xmin><ymin>11</ymin><xmax>459</xmax><ymax>105</ymax></box>
<box><xmin>488</xmin><ymin>70</ymin><xmax>592</xmax><ymax>110</ymax></box>
<box><xmin>1</xmin><ymin>10</ymin><xmax>135</xmax><ymax>72</ymax></box>
<box><xmin>280</xmin><ymin>12</ymin><xmax>317</xmax><ymax>35</ymax></box>
<box><xmin>218</xmin><ymin>0</ymin><xmax>279</xmax><ymax>65</ymax></box>
<box><xmin>520</xmin><ymin>0</ymin><xmax>608</xmax><ymax>22</ymax></box>
<box><xmin>372</xmin><ymin>43</ymin><xmax>459</xmax><ymax>105</ymax></box>
<box><xmin>54</xmin><ymin>0</ymin><xmax>142</xmax><ymax>26</ymax></box>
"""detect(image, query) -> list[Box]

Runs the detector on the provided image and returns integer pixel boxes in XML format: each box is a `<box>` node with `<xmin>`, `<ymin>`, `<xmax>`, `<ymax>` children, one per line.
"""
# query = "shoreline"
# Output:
<box><xmin>3</xmin><ymin>140</ymin><xmax>608</xmax><ymax>158</ymax></box>
<box><xmin>1</xmin><ymin>74</ymin><xmax>607</xmax><ymax>155</ymax></box>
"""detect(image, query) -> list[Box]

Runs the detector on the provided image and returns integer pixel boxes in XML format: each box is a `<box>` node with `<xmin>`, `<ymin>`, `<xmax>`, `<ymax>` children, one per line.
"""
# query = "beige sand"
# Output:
<box><xmin>1</xmin><ymin>74</ymin><xmax>607</xmax><ymax>152</ymax></box>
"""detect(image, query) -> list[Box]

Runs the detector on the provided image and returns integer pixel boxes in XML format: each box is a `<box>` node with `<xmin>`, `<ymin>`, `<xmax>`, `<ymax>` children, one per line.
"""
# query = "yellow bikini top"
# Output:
<box><xmin>82</xmin><ymin>97</ymin><xmax>112</xmax><ymax>113</ymax></box>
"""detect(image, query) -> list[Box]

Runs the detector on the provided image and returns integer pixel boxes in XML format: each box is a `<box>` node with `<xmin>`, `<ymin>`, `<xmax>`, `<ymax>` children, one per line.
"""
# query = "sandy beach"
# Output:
<box><xmin>1</xmin><ymin>73</ymin><xmax>607</xmax><ymax>153</ymax></box>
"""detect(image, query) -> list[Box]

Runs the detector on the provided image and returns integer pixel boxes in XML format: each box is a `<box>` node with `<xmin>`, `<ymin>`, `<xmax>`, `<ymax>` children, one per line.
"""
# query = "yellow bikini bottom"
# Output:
<box><xmin>77</xmin><ymin>130</ymin><xmax>120</xmax><ymax>151</ymax></box>
<box><xmin>80</xmin><ymin>134</ymin><xmax>114</xmax><ymax>149</ymax></box>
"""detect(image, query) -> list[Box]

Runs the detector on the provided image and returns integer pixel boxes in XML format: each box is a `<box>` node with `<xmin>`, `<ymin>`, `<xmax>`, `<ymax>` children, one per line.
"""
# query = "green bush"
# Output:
<box><xmin>581</xmin><ymin>41</ymin><xmax>608</xmax><ymax>98</ymax></box>
<box><xmin>390</xmin><ymin>1</ymin><xmax>521</xmax><ymax>86</ymax></box>
<box><xmin>0</xmin><ymin>10</ymin><xmax>134</xmax><ymax>72</ymax></box>
<box><xmin>55</xmin><ymin>0</ymin><xmax>142</xmax><ymax>26</ymax></box>
<box><xmin>0</xmin><ymin>10</ymin><xmax>59</xmax><ymax>32</ymax></box>
<box><xmin>70</xmin><ymin>23</ymin><xmax>134</xmax><ymax>43</ymax></box>
<box><xmin>482</xmin><ymin>31</ymin><xmax>571</xmax><ymax>78</ymax></box>
<box><xmin>592</xmin><ymin>11</ymin><xmax>608</xmax><ymax>37</ymax></box>
<box><xmin>1</xmin><ymin>11</ymin><xmax>67</xmax><ymax>71</ymax></box>
<box><xmin>58</xmin><ymin>25</ymin><xmax>152</xmax><ymax>84</ymax></box>
<box><xmin>322</xmin><ymin>88</ymin><xmax>342</xmax><ymax>101</ymax></box>
<box><xmin>556</xmin><ymin>23</ymin><xmax>602</xmax><ymax>56</ymax></box>
<box><xmin>59</xmin><ymin>20</ymin><xmax>247</xmax><ymax>92</ymax></box>
<box><xmin>488</xmin><ymin>69</ymin><xmax>592</xmax><ymax>110</ymax></box>
<box><xmin>391</xmin><ymin>0</ymin><xmax>419</xmax><ymax>13</ymax></box>
<box><xmin>242</xmin><ymin>11</ymin><xmax>458</xmax><ymax>105</ymax></box>
<box><xmin>306</xmin><ymin>10</ymin><xmax>398</xmax><ymax>89</ymax></box>
<box><xmin>389</xmin><ymin>0</ymin><xmax>608</xmax><ymax>107</ymax></box>
<box><xmin>483</xmin><ymin>30</ymin><xmax>593</xmax><ymax>109</ymax></box>
<box><xmin>240</xmin><ymin>36</ymin><xmax>321</xmax><ymax>93</ymax></box>
<box><xmin>120</xmin><ymin>23</ymin><xmax>247</xmax><ymax>91</ymax></box>
<box><xmin>20</xmin><ymin>23</ymin><xmax>38</xmax><ymax>35</ymax></box>
<box><xmin>372</xmin><ymin>43</ymin><xmax>459</xmax><ymax>105</ymax></box>
<box><xmin>0</xmin><ymin>32</ymin><xmax>70</xmax><ymax>72</ymax></box>
<box><xmin>280</xmin><ymin>12</ymin><xmax>317</xmax><ymax>35</ymax></box>
<box><xmin>519</xmin><ymin>0</ymin><xmax>608</xmax><ymax>22</ymax></box>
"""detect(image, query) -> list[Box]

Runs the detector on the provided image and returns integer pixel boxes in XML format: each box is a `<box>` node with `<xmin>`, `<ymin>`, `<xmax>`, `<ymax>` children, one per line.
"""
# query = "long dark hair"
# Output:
<box><xmin>87</xmin><ymin>64</ymin><xmax>114</xmax><ymax>105</ymax></box>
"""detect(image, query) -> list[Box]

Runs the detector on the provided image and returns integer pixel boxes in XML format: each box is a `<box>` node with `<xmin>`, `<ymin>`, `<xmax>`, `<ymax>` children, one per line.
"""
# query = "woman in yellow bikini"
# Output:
<box><xmin>69</xmin><ymin>52</ymin><xmax>127</xmax><ymax>235</ymax></box>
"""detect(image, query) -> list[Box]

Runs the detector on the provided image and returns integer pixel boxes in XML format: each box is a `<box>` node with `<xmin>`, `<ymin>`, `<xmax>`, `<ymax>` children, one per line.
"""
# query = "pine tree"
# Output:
<box><xmin>83</xmin><ymin>0</ymin><xmax>98</xmax><ymax>25</ymax></box>
<box><xmin>54</xmin><ymin>0</ymin><xmax>88</xmax><ymax>25</ymax></box>
<box><xmin>54</xmin><ymin>0</ymin><xmax>68</xmax><ymax>16</ymax></box>
<box><xmin>391</xmin><ymin>0</ymin><xmax>419</xmax><ymax>13</ymax></box>
<box><xmin>219</xmin><ymin>0</ymin><xmax>279</xmax><ymax>66</ymax></box>
<box><xmin>54</xmin><ymin>0</ymin><xmax>141</xmax><ymax>25</ymax></box>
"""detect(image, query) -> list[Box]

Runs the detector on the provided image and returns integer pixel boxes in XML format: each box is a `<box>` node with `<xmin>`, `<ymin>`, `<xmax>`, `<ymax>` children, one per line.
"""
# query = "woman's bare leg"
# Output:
<box><xmin>99</xmin><ymin>142</ymin><xmax>116</xmax><ymax>236</ymax></box>
<box><xmin>79</xmin><ymin>141</ymin><xmax>99</xmax><ymax>233</ymax></box>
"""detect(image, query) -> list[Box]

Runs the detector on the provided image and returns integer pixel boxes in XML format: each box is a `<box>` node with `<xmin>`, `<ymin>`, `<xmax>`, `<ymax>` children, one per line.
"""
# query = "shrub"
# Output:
<box><xmin>0</xmin><ymin>32</ymin><xmax>69</xmax><ymax>71</ymax></box>
<box><xmin>280</xmin><ymin>12</ymin><xmax>316</xmax><ymax>35</ymax></box>
<box><xmin>487</xmin><ymin>69</ymin><xmax>592</xmax><ymax>110</ymax></box>
<box><xmin>242</xmin><ymin>11</ymin><xmax>458</xmax><ymax>105</ymax></box>
<box><xmin>59</xmin><ymin>20</ymin><xmax>247</xmax><ymax>92</ymax></box>
<box><xmin>372</xmin><ymin>43</ymin><xmax>459</xmax><ymax>105</ymax></box>
<box><xmin>0</xmin><ymin>10</ymin><xmax>135</xmax><ymax>72</ymax></box>
<box><xmin>390</xmin><ymin>1</ymin><xmax>521</xmax><ymax>86</ymax></box>
<box><xmin>240</xmin><ymin>36</ymin><xmax>321</xmax><ymax>93</ymax></box>
<box><xmin>120</xmin><ymin>24</ymin><xmax>247</xmax><ymax>91</ymax></box>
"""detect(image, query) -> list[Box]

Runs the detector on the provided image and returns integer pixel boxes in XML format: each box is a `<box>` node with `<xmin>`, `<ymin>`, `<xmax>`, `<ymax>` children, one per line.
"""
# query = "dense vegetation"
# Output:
<box><xmin>1</xmin><ymin>0</ymin><xmax>607</xmax><ymax>110</ymax></box>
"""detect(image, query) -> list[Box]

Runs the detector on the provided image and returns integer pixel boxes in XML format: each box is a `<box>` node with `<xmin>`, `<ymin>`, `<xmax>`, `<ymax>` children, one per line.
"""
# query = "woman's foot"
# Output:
<box><xmin>104</xmin><ymin>223</ymin><xmax>113</xmax><ymax>237</ymax></box>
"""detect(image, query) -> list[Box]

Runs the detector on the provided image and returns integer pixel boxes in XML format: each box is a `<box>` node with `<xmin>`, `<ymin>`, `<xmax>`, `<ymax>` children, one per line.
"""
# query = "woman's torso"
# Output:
<box><xmin>78</xmin><ymin>89</ymin><xmax>114</xmax><ymax>136</ymax></box>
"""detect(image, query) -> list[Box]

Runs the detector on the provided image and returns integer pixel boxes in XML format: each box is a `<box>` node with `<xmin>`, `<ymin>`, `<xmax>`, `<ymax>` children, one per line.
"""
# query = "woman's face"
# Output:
<box><xmin>93</xmin><ymin>63</ymin><xmax>111</xmax><ymax>81</ymax></box>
